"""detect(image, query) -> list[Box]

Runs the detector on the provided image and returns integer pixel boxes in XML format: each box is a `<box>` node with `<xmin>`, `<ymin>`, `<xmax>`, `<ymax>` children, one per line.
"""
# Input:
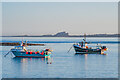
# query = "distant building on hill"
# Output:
<box><xmin>54</xmin><ymin>32</ymin><xmax>69</xmax><ymax>37</ymax></box>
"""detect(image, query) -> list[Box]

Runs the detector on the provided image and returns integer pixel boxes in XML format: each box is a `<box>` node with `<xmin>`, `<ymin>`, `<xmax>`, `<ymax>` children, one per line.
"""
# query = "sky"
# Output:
<box><xmin>2</xmin><ymin>2</ymin><xmax>118</xmax><ymax>36</ymax></box>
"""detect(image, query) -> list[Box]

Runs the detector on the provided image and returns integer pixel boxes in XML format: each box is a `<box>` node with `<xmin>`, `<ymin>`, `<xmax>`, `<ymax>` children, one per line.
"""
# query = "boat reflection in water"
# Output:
<box><xmin>11</xmin><ymin>57</ymin><xmax>53</xmax><ymax>75</ymax></box>
<box><xmin>13</xmin><ymin>56</ymin><xmax>52</xmax><ymax>64</ymax></box>
<box><xmin>73</xmin><ymin>53</ymin><xmax>88</xmax><ymax>72</ymax></box>
<box><xmin>11</xmin><ymin>57</ymin><xmax>51</xmax><ymax>76</ymax></box>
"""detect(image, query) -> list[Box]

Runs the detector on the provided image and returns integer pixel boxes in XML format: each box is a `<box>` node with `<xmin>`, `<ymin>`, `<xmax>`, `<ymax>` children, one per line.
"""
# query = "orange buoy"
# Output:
<box><xmin>86</xmin><ymin>46</ymin><xmax>88</xmax><ymax>48</ymax></box>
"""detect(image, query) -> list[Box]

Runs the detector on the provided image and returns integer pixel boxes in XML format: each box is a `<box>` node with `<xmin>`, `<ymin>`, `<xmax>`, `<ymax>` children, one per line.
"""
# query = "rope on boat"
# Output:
<box><xmin>4</xmin><ymin>51</ymin><xmax>11</xmax><ymax>57</ymax></box>
<box><xmin>67</xmin><ymin>46</ymin><xmax>73</xmax><ymax>53</ymax></box>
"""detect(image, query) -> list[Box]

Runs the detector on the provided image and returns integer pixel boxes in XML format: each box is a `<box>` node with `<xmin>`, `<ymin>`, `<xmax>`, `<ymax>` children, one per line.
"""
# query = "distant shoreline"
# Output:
<box><xmin>2</xmin><ymin>32</ymin><xmax>120</xmax><ymax>37</ymax></box>
<box><xmin>1</xmin><ymin>35</ymin><xmax>120</xmax><ymax>37</ymax></box>
<box><xmin>1</xmin><ymin>36</ymin><xmax>119</xmax><ymax>37</ymax></box>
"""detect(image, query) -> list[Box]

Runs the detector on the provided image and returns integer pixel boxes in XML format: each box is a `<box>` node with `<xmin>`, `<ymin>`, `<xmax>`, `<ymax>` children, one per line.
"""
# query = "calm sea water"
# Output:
<box><xmin>1</xmin><ymin>37</ymin><xmax>118</xmax><ymax>78</ymax></box>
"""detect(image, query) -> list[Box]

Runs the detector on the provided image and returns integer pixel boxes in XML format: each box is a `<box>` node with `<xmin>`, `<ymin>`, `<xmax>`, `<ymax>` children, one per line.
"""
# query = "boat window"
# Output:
<box><xmin>15</xmin><ymin>46</ymin><xmax>23</xmax><ymax>49</ymax></box>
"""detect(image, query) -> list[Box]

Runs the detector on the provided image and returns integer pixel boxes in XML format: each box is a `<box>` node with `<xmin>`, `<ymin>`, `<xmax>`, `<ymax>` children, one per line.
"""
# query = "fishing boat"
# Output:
<box><xmin>5</xmin><ymin>41</ymin><xmax>52</xmax><ymax>58</ymax></box>
<box><xmin>73</xmin><ymin>34</ymin><xmax>108</xmax><ymax>54</ymax></box>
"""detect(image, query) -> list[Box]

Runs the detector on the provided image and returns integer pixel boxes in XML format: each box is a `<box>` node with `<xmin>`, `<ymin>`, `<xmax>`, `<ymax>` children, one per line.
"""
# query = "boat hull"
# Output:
<box><xmin>12</xmin><ymin>51</ymin><xmax>50</xmax><ymax>58</ymax></box>
<box><xmin>73</xmin><ymin>45</ymin><xmax>102</xmax><ymax>54</ymax></box>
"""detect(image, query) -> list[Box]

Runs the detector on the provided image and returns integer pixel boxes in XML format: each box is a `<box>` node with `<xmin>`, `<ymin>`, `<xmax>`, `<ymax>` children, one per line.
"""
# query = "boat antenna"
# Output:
<box><xmin>21</xmin><ymin>37</ymin><xmax>24</xmax><ymax>46</ymax></box>
<box><xmin>83</xmin><ymin>33</ymin><xmax>86</xmax><ymax>42</ymax></box>
<box><xmin>25</xmin><ymin>40</ymin><xmax>27</xmax><ymax>47</ymax></box>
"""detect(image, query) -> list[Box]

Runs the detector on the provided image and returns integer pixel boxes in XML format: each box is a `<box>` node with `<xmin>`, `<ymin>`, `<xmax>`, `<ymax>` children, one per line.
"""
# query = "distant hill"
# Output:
<box><xmin>53</xmin><ymin>32</ymin><xmax>69</xmax><ymax>37</ymax></box>
<box><xmin>2</xmin><ymin>32</ymin><xmax>120</xmax><ymax>37</ymax></box>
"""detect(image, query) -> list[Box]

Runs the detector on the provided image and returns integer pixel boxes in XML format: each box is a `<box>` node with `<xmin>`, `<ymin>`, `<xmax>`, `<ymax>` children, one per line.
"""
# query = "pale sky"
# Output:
<box><xmin>2</xmin><ymin>2</ymin><xmax>118</xmax><ymax>36</ymax></box>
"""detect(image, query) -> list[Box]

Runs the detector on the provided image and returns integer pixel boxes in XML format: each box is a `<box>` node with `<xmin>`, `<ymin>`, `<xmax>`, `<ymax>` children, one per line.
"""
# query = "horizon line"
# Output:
<box><xmin>2</xmin><ymin>33</ymin><xmax>119</xmax><ymax>37</ymax></box>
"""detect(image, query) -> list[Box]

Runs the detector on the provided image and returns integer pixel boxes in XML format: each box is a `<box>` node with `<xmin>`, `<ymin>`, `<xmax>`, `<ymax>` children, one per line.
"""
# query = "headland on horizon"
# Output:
<box><xmin>2</xmin><ymin>32</ymin><xmax>120</xmax><ymax>37</ymax></box>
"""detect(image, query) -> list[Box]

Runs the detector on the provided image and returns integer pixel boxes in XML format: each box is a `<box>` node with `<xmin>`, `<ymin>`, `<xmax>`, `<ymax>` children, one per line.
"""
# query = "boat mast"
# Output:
<box><xmin>21</xmin><ymin>37</ymin><xmax>24</xmax><ymax>46</ymax></box>
<box><xmin>84</xmin><ymin>33</ymin><xmax>87</xmax><ymax>48</ymax></box>
<box><xmin>84</xmin><ymin>33</ymin><xmax>86</xmax><ymax>42</ymax></box>
<box><xmin>25</xmin><ymin>40</ymin><xmax>27</xmax><ymax>47</ymax></box>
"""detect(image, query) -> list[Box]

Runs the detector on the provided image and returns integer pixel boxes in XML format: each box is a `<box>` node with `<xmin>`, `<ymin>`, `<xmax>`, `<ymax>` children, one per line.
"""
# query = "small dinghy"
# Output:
<box><xmin>5</xmin><ymin>41</ymin><xmax>52</xmax><ymax>58</ymax></box>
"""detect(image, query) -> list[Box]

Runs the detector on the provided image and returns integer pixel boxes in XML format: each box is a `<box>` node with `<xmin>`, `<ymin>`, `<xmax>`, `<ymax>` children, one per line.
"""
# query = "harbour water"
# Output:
<box><xmin>1</xmin><ymin>37</ymin><xmax>118</xmax><ymax>78</ymax></box>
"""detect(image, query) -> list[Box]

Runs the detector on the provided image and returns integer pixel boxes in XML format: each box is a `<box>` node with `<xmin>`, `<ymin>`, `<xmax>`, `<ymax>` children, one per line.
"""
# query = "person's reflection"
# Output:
<box><xmin>45</xmin><ymin>56</ymin><xmax>52</xmax><ymax>64</ymax></box>
<box><xmin>84</xmin><ymin>54</ymin><xmax>88</xmax><ymax>70</ymax></box>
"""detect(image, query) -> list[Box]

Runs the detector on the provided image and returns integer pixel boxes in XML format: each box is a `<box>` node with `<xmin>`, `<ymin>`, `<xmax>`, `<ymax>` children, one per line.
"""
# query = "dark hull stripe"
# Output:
<box><xmin>16</xmin><ymin>56</ymin><xmax>45</xmax><ymax>58</ymax></box>
<box><xmin>75</xmin><ymin>52</ymin><xmax>101</xmax><ymax>54</ymax></box>
<box><xmin>73</xmin><ymin>46</ymin><xmax>101</xmax><ymax>53</ymax></box>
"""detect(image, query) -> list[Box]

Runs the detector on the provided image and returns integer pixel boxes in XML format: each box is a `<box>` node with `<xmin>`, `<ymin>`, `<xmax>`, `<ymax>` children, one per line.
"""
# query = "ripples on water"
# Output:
<box><xmin>1</xmin><ymin>37</ymin><xmax>118</xmax><ymax>78</ymax></box>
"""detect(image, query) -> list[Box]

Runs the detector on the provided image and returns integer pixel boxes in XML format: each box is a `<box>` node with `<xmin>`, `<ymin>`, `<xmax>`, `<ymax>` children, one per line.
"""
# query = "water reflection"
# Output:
<box><xmin>84</xmin><ymin>54</ymin><xmax>88</xmax><ymax>71</ymax></box>
<box><xmin>11</xmin><ymin>57</ymin><xmax>53</xmax><ymax>77</ymax></box>
<box><xmin>12</xmin><ymin>57</ymin><xmax>52</xmax><ymax>64</ymax></box>
<box><xmin>45</xmin><ymin>57</ymin><xmax>53</xmax><ymax>64</ymax></box>
<box><xmin>74</xmin><ymin>54</ymin><xmax>88</xmax><ymax>69</ymax></box>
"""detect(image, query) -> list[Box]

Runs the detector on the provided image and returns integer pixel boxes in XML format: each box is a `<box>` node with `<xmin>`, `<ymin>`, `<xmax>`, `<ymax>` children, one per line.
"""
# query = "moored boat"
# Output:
<box><xmin>5</xmin><ymin>41</ymin><xmax>52</xmax><ymax>58</ymax></box>
<box><xmin>73</xmin><ymin>43</ymin><xmax>107</xmax><ymax>54</ymax></box>
<box><xmin>73</xmin><ymin>34</ymin><xmax>108</xmax><ymax>54</ymax></box>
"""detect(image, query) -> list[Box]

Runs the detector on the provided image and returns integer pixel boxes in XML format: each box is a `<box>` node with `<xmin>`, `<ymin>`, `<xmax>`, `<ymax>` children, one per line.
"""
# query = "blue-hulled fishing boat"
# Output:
<box><xmin>5</xmin><ymin>41</ymin><xmax>52</xmax><ymax>58</ymax></box>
